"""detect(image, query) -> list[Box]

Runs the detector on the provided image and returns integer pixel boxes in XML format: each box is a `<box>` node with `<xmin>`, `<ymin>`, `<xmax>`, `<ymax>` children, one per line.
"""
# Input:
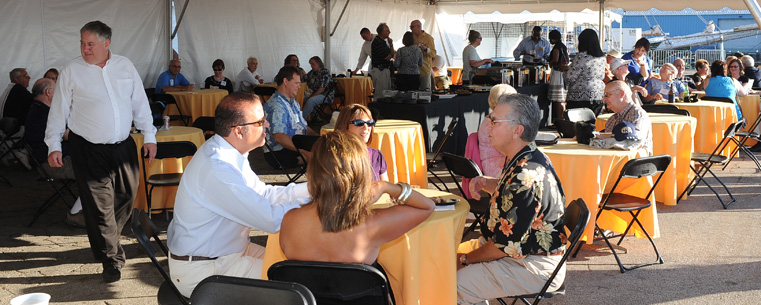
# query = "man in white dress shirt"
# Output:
<box><xmin>44</xmin><ymin>21</ymin><xmax>157</xmax><ymax>283</ymax></box>
<box><xmin>352</xmin><ymin>27</ymin><xmax>374</xmax><ymax>76</ymax></box>
<box><xmin>236</xmin><ymin>56</ymin><xmax>264</xmax><ymax>92</ymax></box>
<box><xmin>167</xmin><ymin>92</ymin><xmax>310</xmax><ymax>297</ymax></box>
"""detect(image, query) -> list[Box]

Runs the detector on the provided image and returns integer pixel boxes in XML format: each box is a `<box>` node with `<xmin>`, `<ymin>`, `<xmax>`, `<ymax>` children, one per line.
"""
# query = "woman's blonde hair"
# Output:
<box><xmin>488</xmin><ymin>84</ymin><xmax>517</xmax><ymax>110</ymax></box>
<box><xmin>335</xmin><ymin>104</ymin><xmax>374</xmax><ymax>143</ymax></box>
<box><xmin>307</xmin><ymin>131</ymin><xmax>374</xmax><ymax>232</ymax></box>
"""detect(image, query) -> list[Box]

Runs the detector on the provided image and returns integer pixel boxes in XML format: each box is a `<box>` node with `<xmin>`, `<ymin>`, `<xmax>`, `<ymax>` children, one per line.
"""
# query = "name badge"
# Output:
<box><xmin>220</xmin><ymin>80</ymin><xmax>226</xmax><ymax>86</ymax></box>
<box><xmin>170</xmin><ymin>79</ymin><xmax>174</xmax><ymax>86</ymax></box>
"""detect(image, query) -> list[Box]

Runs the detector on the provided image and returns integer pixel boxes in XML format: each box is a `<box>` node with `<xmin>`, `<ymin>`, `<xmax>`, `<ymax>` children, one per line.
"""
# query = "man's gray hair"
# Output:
<box><xmin>9</xmin><ymin>68</ymin><xmax>26</xmax><ymax>83</ymax></box>
<box><xmin>497</xmin><ymin>93</ymin><xmax>541</xmax><ymax>142</ymax></box>
<box><xmin>32</xmin><ymin>78</ymin><xmax>54</xmax><ymax>96</ymax></box>
<box><xmin>661</xmin><ymin>63</ymin><xmax>676</xmax><ymax>73</ymax></box>
<box><xmin>80</xmin><ymin>21</ymin><xmax>112</xmax><ymax>42</ymax></box>
<box><xmin>741</xmin><ymin>55</ymin><xmax>755</xmax><ymax>69</ymax></box>
<box><xmin>376</xmin><ymin>23</ymin><xmax>387</xmax><ymax>34</ymax></box>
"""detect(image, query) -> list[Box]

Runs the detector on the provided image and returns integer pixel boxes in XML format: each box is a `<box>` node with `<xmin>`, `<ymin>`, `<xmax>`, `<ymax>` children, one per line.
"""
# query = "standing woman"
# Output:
<box><xmin>564</xmin><ymin>29</ymin><xmax>606</xmax><ymax>115</ymax></box>
<box><xmin>621</xmin><ymin>38</ymin><xmax>652</xmax><ymax>85</ymax></box>
<box><xmin>547</xmin><ymin>30</ymin><xmax>568</xmax><ymax>120</ymax></box>
<box><xmin>394</xmin><ymin>31</ymin><xmax>423</xmax><ymax>91</ymax></box>
<box><xmin>203</xmin><ymin>59</ymin><xmax>234</xmax><ymax>94</ymax></box>
<box><xmin>462</xmin><ymin>30</ymin><xmax>494</xmax><ymax>85</ymax></box>
<box><xmin>704</xmin><ymin>60</ymin><xmax>746</xmax><ymax>120</ymax></box>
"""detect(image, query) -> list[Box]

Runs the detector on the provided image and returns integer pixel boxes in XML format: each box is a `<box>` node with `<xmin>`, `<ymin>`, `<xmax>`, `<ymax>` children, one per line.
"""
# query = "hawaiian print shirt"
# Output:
<box><xmin>263</xmin><ymin>91</ymin><xmax>308</xmax><ymax>152</ymax></box>
<box><xmin>484</xmin><ymin>142</ymin><xmax>566</xmax><ymax>257</ymax></box>
<box><xmin>304</xmin><ymin>67</ymin><xmax>334</xmax><ymax>102</ymax></box>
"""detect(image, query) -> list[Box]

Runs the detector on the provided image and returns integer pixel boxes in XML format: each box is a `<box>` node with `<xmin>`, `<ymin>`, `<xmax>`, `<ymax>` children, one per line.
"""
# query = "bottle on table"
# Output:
<box><xmin>667</xmin><ymin>83</ymin><xmax>675</xmax><ymax>103</ymax></box>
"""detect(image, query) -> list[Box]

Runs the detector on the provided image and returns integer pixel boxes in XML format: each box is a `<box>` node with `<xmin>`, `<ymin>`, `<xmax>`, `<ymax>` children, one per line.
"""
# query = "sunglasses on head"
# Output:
<box><xmin>349</xmin><ymin>119</ymin><xmax>376</xmax><ymax>127</ymax></box>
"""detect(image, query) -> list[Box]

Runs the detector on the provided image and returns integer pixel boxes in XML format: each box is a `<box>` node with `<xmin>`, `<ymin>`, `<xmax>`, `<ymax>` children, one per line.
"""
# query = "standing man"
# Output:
<box><xmin>1</xmin><ymin>68</ymin><xmax>34</xmax><ymax>125</ymax></box>
<box><xmin>512</xmin><ymin>26</ymin><xmax>551</xmax><ymax>65</ymax></box>
<box><xmin>371</xmin><ymin>23</ymin><xmax>395</xmax><ymax>102</ymax></box>
<box><xmin>155</xmin><ymin>59</ymin><xmax>193</xmax><ymax>93</ymax></box>
<box><xmin>45</xmin><ymin>21</ymin><xmax>157</xmax><ymax>283</ymax></box>
<box><xmin>410</xmin><ymin>20</ymin><xmax>436</xmax><ymax>91</ymax></box>
<box><xmin>352</xmin><ymin>28</ymin><xmax>375</xmax><ymax>76</ymax></box>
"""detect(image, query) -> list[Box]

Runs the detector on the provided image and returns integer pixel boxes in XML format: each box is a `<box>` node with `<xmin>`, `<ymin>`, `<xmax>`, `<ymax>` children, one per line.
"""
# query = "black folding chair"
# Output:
<box><xmin>192</xmin><ymin>116</ymin><xmax>216</xmax><ymax>140</ymax></box>
<box><xmin>310</xmin><ymin>81</ymin><xmax>338</xmax><ymax>124</ymax></box>
<box><xmin>268</xmin><ymin>260</ymin><xmax>394</xmax><ymax>305</ymax></box>
<box><xmin>0</xmin><ymin>117</ymin><xmax>24</xmax><ymax>170</ymax></box>
<box><xmin>678</xmin><ymin>120</ymin><xmax>744</xmax><ymax>209</ymax></box>
<box><xmin>152</xmin><ymin>93</ymin><xmax>191</xmax><ymax>126</ymax></box>
<box><xmin>701</xmin><ymin>96</ymin><xmax>735</xmax><ymax>104</ymax></box>
<box><xmin>254</xmin><ymin>86</ymin><xmax>277</xmax><ymax>102</ymax></box>
<box><xmin>150</xmin><ymin>101</ymin><xmax>167</xmax><ymax>127</ymax></box>
<box><xmin>130</xmin><ymin>208</ymin><xmax>190</xmax><ymax>305</ymax></box>
<box><xmin>724</xmin><ymin>114</ymin><xmax>761</xmax><ymax>171</ymax></box>
<box><xmin>427</xmin><ymin>117</ymin><xmax>458</xmax><ymax>191</ymax></box>
<box><xmin>263</xmin><ymin>142</ymin><xmax>308</xmax><ymax>185</ymax></box>
<box><xmin>23</xmin><ymin>142</ymin><xmax>77</xmax><ymax>227</ymax></box>
<box><xmin>563</xmin><ymin>108</ymin><xmax>596</xmax><ymax>123</ymax></box>
<box><xmin>497</xmin><ymin>198</ymin><xmax>590</xmax><ymax>305</ymax></box>
<box><xmin>190</xmin><ymin>275</ymin><xmax>316</xmax><ymax>305</ymax></box>
<box><xmin>441</xmin><ymin>152</ymin><xmax>491</xmax><ymax>237</ymax></box>
<box><xmin>641</xmin><ymin>104</ymin><xmax>691</xmax><ymax>116</ymax></box>
<box><xmin>141</xmin><ymin>141</ymin><xmax>197</xmax><ymax>216</ymax></box>
<box><xmin>589</xmin><ymin>155</ymin><xmax>671</xmax><ymax>273</ymax></box>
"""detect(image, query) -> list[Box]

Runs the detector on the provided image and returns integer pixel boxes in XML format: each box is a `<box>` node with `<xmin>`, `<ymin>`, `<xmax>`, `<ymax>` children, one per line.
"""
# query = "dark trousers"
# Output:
<box><xmin>395</xmin><ymin>74</ymin><xmax>420</xmax><ymax>91</ymax></box>
<box><xmin>263</xmin><ymin>148</ymin><xmax>302</xmax><ymax>169</ymax></box>
<box><xmin>69</xmin><ymin>132</ymin><xmax>139</xmax><ymax>269</ymax></box>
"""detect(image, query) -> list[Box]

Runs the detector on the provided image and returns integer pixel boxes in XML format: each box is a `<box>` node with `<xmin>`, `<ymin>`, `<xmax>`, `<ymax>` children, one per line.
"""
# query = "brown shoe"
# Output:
<box><xmin>65</xmin><ymin>211</ymin><xmax>86</xmax><ymax>228</ymax></box>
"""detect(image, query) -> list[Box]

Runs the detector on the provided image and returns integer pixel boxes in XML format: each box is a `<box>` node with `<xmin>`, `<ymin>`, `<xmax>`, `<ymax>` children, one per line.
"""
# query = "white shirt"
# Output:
<box><xmin>236</xmin><ymin>68</ymin><xmax>262</xmax><ymax>92</ymax></box>
<box><xmin>45</xmin><ymin>53</ymin><xmax>156</xmax><ymax>152</ymax></box>
<box><xmin>355</xmin><ymin>34</ymin><xmax>375</xmax><ymax>71</ymax></box>
<box><xmin>167</xmin><ymin>135</ymin><xmax>310</xmax><ymax>257</ymax></box>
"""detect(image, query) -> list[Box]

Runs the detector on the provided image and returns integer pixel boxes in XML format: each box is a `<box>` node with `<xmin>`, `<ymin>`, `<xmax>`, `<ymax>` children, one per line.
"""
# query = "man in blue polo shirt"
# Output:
<box><xmin>155</xmin><ymin>59</ymin><xmax>193</xmax><ymax>93</ymax></box>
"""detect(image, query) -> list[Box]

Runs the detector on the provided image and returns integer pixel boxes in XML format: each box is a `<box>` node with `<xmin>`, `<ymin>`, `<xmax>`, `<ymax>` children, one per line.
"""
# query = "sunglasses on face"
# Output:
<box><xmin>213</xmin><ymin>68</ymin><xmax>223</xmax><ymax>71</ymax></box>
<box><xmin>349</xmin><ymin>119</ymin><xmax>376</xmax><ymax>127</ymax></box>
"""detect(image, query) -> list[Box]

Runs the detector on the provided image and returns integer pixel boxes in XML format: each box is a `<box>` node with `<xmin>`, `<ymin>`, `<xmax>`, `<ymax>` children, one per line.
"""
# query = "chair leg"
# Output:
<box><xmin>702</xmin><ymin>163</ymin><xmax>736</xmax><ymax>209</ymax></box>
<box><xmin>428</xmin><ymin>169</ymin><xmax>449</xmax><ymax>192</ymax></box>
<box><xmin>739</xmin><ymin>146</ymin><xmax>761</xmax><ymax>172</ymax></box>
<box><xmin>595</xmin><ymin>223</ymin><xmax>628</xmax><ymax>273</ymax></box>
<box><xmin>147</xmin><ymin>185</ymin><xmax>154</xmax><ymax>217</ymax></box>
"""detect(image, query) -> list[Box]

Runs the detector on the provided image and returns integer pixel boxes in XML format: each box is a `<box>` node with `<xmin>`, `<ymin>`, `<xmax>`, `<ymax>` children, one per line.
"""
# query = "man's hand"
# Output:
<box><xmin>469</xmin><ymin>176</ymin><xmax>487</xmax><ymax>200</ymax></box>
<box><xmin>48</xmin><ymin>151</ymin><xmax>63</xmax><ymax>168</ymax></box>
<box><xmin>352</xmin><ymin>69</ymin><xmax>359</xmax><ymax>76</ymax></box>
<box><xmin>650</xmin><ymin>93</ymin><xmax>663</xmax><ymax>102</ymax></box>
<box><xmin>143</xmin><ymin>143</ymin><xmax>158</xmax><ymax>163</ymax></box>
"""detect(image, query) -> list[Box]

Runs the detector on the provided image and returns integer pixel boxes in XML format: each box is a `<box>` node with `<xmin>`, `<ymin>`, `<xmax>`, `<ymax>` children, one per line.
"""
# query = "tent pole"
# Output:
<box><xmin>743</xmin><ymin>0</ymin><xmax>761</xmax><ymax>32</ymax></box>
<box><xmin>599</xmin><ymin>0</ymin><xmax>605</xmax><ymax>49</ymax></box>
<box><xmin>325</xmin><ymin>0</ymin><xmax>331</xmax><ymax>72</ymax></box>
<box><xmin>171</xmin><ymin>0</ymin><xmax>189</xmax><ymax>40</ymax></box>
<box><xmin>167</xmin><ymin>0</ymin><xmax>172</xmax><ymax>61</ymax></box>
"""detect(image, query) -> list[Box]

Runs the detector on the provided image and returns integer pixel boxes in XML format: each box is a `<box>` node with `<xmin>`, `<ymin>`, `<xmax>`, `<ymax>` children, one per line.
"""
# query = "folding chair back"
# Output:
<box><xmin>291</xmin><ymin>135</ymin><xmax>320</xmax><ymax>181</ymax></box>
<box><xmin>641</xmin><ymin>104</ymin><xmax>690</xmax><ymax>116</ymax></box>
<box><xmin>23</xmin><ymin>142</ymin><xmax>77</xmax><ymax>227</ymax></box>
<box><xmin>725</xmin><ymin>114</ymin><xmax>761</xmax><ymax>171</ymax></box>
<box><xmin>192</xmin><ymin>116</ymin><xmax>216</xmax><ymax>140</ymax></box>
<box><xmin>254</xmin><ymin>86</ymin><xmax>277</xmax><ymax>102</ymax></box>
<box><xmin>498</xmin><ymin>198</ymin><xmax>590</xmax><ymax>305</ymax></box>
<box><xmin>607</xmin><ymin>154</ymin><xmax>672</xmax><ymax>204</ymax></box>
<box><xmin>140</xmin><ymin>141</ymin><xmax>197</xmax><ymax>215</ymax></box>
<box><xmin>263</xmin><ymin>142</ymin><xmax>307</xmax><ymax>185</ymax></box>
<box><xmin>268</xmin><ymin>260</ymin><xmax>394</xmax><ymax>305</ymax></box>
<box><xmin>563</xmin><ymin>108</ymin><xmax>596</xmax><ymax>123</ymax></box>
<box><xmin>190</xmin><ymin>275</ymin><xmax>316</xmax><ymax>305</ymax></box>
<box><xmin>145</xmin><ymin>88</ymin><xmax>156</xmax><ymax>100</ymax></box>
<box><xmin>130</xmin><ymin>208</ymin><xmax>189</xmax><ymax>305</ymax></box>
<box><xmin>0</xmin><ymin>117</ymin><xmax>21</xmax><ymax>160</ymax></box>
<box><xmin>152</xmin><ymin>93</ymin><xmax>190</xmax><ymax>126</ymax></box>
<box><xmin>149</xmin><ymin>101</ymin><xmax>167</xmax><ymax>127</ymax></box>
<box><xmin>701</xmin><ymin>96</ymin><xmax>735</xmax><ymax>103</ymax></box>
<box><xmin>428</xmin><ymin>117</ymin><xmax>458</xmax><ymax>190</ymax></box>
<box><xmin>441</xmin><ymin>152</ymin><xmax>491</xmax><ymax>237</ymax></box>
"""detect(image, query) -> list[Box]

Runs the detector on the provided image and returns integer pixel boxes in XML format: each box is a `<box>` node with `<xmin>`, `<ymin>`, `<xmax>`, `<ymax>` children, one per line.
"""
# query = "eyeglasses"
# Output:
<box><xmin>348</xmin><ymin>119</ymin><xmax>376</xmax><ymax>127</ymax></box>
<box><xmin>603</xmin><ymin>90</ymin><xmax>619</xmax><ymax>98</ymax></box>
<box><xmin>477</xmin><ymin>37</ymin><xmax>482</xmax><ymax>40</ymax></box>
<box><xmin>213</xmin><ymin>68</ymin><xmax>223</xmax><ymax>71</ymax></box>
<box><xmin>171</xmin><ymin>65</ymin><xmax>181</xmax><ymax>69</ymax></box>
<box><xmin>486</xmin><ymin>115</ymin><xmax>516</xmax><ymax>126</ymax></box>
<box><xmin>233</xmin><ymin>118</ymin><xmax>266</xmax><ymax>128</ymax></box>
<box><xmin>730</xmin><ymin>65</ymin><xmax>740</xmax><ymax>69</ymax></box>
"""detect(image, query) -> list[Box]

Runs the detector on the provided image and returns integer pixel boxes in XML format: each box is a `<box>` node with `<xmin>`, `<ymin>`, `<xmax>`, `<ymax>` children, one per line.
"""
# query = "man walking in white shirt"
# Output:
<box><xmin>45</xmin><ymin>20</ymin><xmax>157</xmax><ymax>283</ymax></box>
<box><xmin>167</xmin><ymin>92</ymin><xmax>310</xmax><ymax>297</ymax></box>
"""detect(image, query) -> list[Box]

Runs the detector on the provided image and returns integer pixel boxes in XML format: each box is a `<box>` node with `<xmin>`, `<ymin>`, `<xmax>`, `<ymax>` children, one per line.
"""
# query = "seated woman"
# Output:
<box><xmin>302</xmin><ymin>56</ymin><xmax>334</xmax><ymax>122</ymax></box>
<box><xmin>334</xmin><ymin>104</ymin><xmax>388</xmax><ymax>181</ymax></box>
<box><xmin>691</xmin><ymin>59</ymin><xmax>710</xmax><ymax>91</ymax></box>
<box><xmin>705</xmin><ymin>60</ymin><xmax>747</xmax><ymax>119</ymax></box>
<box><xmin>728</xmin><ymin>59</ymin><xmax>753</xmax><ymax>93</ymax></box>
<box><xmin>279</xmin><ymin>131</ymin><xmax>434</xmax><ymax>267</ymax></box>
<box><xmin>394</xmin><ymin>31</ymin><xmax>423</xmax><ymax>91</ymax></box>
<box><xmin>204</xmin><ymin>59</ymin><xmax>234</xmax><ymax>93</ymax></box>
<box><xmin>477</xmin><ymin>84</ymin><xmax>515</xmax><ymax>177</ymax></box>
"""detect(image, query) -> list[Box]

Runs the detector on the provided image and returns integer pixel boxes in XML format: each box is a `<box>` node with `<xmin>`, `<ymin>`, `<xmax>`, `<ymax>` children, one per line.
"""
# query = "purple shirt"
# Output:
<box><xmin>368</xmin><ymin>147</ymin><xmax>387</xmax><ymax>181</ymax></box>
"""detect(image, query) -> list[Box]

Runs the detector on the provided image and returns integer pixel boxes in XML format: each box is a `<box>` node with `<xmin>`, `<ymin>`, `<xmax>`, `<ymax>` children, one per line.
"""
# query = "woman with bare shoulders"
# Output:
<box><xmin>279</xmin><ymin>131</ymin><xmax>434</xmax><ymax>266</ymax></box>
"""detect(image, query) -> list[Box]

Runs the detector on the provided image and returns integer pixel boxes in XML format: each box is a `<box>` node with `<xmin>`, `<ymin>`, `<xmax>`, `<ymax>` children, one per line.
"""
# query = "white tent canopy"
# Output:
<box><xmin>436</xmin><ymin>0</ymin><xmax>752</xmax><ymax>14</ymax></box>
<box><xmin>462</xmin><ymin>9</ymin><xmax>622</xmax><ymax>25</ymax></box>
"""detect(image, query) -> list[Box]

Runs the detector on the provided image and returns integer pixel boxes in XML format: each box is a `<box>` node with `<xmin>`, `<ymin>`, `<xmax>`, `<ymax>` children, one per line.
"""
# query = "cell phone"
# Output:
<box><xmin>432</xmin><ymin>197</ymin><xmax>459</xmax><ymax>206</ymax></box>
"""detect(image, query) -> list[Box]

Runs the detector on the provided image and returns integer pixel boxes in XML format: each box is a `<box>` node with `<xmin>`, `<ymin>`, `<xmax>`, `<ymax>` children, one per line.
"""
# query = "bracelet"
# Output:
<box><xmin>393</xmin><ymin>182</ymin><xmax>412</xmax><ymax>205</ymax></box>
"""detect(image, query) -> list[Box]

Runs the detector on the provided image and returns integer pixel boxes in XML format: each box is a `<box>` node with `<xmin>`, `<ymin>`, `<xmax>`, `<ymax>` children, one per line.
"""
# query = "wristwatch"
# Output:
<box><xmin>459</xmin><ymin>254</ymin><xmax>468</xmax><ymax>266</ymax></box>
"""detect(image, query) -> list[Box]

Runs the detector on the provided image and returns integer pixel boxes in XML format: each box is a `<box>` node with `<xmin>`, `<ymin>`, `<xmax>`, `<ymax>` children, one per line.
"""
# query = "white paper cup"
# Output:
<box><xmin>10</xmin><ymin>293</ymin><xmax>50</xmax><ymax>305</ymax></box>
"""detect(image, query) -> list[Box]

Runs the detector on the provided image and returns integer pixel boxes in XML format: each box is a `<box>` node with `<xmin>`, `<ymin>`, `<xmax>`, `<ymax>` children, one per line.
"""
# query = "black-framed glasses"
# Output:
<box><xmin>486</xmin><ymin>114</ymin><xmax>516</xmax><ymax>126</ymax></box>
<box><xmin>233</xmin><ymin>118</ymin><xmax>266</xmax><ymax>128</ymax></box>
<box><xmin>213</xmin><ymin>68</ymin><xmax>223</xmax><ymax>71</ymax></box>
<box><xmin>349</xmin><ymin>119</ymin><xmax>376</xmax><ymax>127</ymax></box>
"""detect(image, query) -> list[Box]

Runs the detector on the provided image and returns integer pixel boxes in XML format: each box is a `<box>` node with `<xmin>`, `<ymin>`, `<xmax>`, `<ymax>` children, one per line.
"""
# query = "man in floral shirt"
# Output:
<box><xmin>457</xmin><ymin>94</ymin><xmax>566</xmax><ymax>305</ymax></box>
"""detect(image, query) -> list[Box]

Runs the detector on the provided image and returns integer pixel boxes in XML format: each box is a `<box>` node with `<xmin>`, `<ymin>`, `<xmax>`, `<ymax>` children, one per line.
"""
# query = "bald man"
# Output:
<box><xmin>602</xmin><ymin>80</ymin><xmax>653</xmax><ymax>154</ymax></box>
<box><xmin>410</xmin><ymin>20</ymin><xmax>436</xmax><ymax>91</ymax></box>
<box><xmin>155</xmin><ymin>59</ymin><xmax>193</xmax><ymax>93</ymax></box>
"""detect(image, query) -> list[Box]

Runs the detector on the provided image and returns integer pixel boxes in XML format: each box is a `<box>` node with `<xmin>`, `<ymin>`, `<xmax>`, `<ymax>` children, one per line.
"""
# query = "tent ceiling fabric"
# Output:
<box><xmin>436</xmin><ymin>0</ymin><xmax>750</xmax><ymax>14</ymax></box>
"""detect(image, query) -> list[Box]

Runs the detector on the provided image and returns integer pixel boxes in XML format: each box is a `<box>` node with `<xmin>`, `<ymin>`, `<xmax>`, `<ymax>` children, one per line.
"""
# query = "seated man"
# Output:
<box><xmin>23</xmin><ymin>78</ymin><xmax>84</xmax><ymax>227</ymax></box>
<box><xmin>167</xmin><ymin>92</ymin><xmax>311</xmax><ymax>297</ymax></box>
<box><xmin>642</xmin><ymin>63</ymin><xmax>685</xmax><ymax>103</ymax></box>
<box><xmin>458</xmin><ymin>93</ymin><xmax>566</xmax><ymax>304</ymax></box>
<box><xmin>1</xmin><ymin>68</ymin><xmax>34</xmax><ymax>126</ymax></box>
<box><xmin>741</xmin><ymin>55</ymin><xmax>761</xmax><ymax>88</ymax></box>
<box><xmin>673</xmin><ymin>58</ymin><xmax>696</xmax><ymax>90</ymax></box>
<box><xmin>263</xmin><ymin>66</ymin><xmax>317</xmax><ymax>168</ymax></box>
<box><xmin>602</xmin><ymin>80</ymin><xmax>653</xmax><ymax>155</ymax></box>
<box><xmin>155</xmin><ymin>60</ymin><xmax>193</xmax><ymax>93</ymax></box>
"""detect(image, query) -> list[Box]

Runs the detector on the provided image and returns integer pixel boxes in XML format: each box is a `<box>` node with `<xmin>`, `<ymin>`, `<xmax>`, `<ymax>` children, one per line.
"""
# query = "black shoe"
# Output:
<box><xmin>750</xmin><ymin>143</ymin><xmax>761</xmax><ymax>152</ymax></box>
<box><xmin>102</xmin><ymin>265</ymin><xmax>121</xmax><ymax>283</ymax></box>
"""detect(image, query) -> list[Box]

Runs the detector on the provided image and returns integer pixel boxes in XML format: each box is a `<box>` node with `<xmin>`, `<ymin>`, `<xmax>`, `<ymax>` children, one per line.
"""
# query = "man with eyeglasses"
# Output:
<box><xmin>602</xmin><ymin>80</ymin><xmax>652</xmax><ymax>154</ymax></box>
<box><xmin>642</xmin><ymin>63</ymin><xmax>685</xmax><ymax>104</ymax></box>
<box><xmin>1</xmin><ymin>68</ymin><xmax>34</xmax><ymax>126</ymax></box>
<box><xmin>410</xmin><ymin>20</ymin><xmax>436</xmax><ymax>91</ymax></box>
<box><xmin>155</xmin><ymin>59</ymin><xmax>193</xmax><ymax>93</ymax></box>
<box><xmin>371</xmin><ymin>23</ymin><xmax>395</xmax><ymax>101</ymax></box>
<box><xmin>167</xmin><ymin>92</ymin><xmax>311</xmax><ymax>297</ymax></box>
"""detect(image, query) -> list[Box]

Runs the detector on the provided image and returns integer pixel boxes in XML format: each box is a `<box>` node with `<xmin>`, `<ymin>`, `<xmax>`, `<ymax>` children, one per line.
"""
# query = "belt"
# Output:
<box><xmin>170</xmin><ymin>253</ymin><xmax>218</xmax><ymax>261</ymax></box>
<box><xmin>530</xmin><ymin>250</ymin><xmax>564</xmax><ymax>257</ymax></box>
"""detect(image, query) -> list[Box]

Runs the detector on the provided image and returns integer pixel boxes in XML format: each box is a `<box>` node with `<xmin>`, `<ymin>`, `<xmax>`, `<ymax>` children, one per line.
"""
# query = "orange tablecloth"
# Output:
<box><xmin>447</xmin><ymin>67</ymin><xmax>463</xmax><ymax>85</ymax></box>
<box><xmin>130</xmin><ymin>126</ymin><xmax>205</xmax><ymax>212</ymax></box>
<box><xmin>262</xmin><ymin>189</ymin><xmax>469</xmax><ymax>305</ymax></box>
<box><xmin>539</xmin><ymin>140</ymin><xmax>656</xmax><ymax>242</ymax></box>
<box><xmin>739</xmin><ymin>94</ymin><xmax>760</xmax><ymax>146</ymax></box>
<box><xmin>166</xmin><ymin>89</ymin><xmax>228</xmax><ymax>124</ymax></box>
<box><xmin>255</xmin><ymin>83</ymin><xmax>307</xmax><ymax>108</ymax></box>
<box><xmin>596</xmin><ymin>113</ymin><xmax>697</xmax><ymax>205</ymax></box>
<box><xmin>335</xmin><ymin>76</ymin><xmax>373</xmax><ymax>106</ymax></box>
<box><xmin>667</xmin><ymin>100</ymin><xmax>738</xmax><ymax>156</ymax></box>
<box><xmin>323</xmin><ymin>119</ymin><xmax>428</xmax><ymax>188</ymax></box>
